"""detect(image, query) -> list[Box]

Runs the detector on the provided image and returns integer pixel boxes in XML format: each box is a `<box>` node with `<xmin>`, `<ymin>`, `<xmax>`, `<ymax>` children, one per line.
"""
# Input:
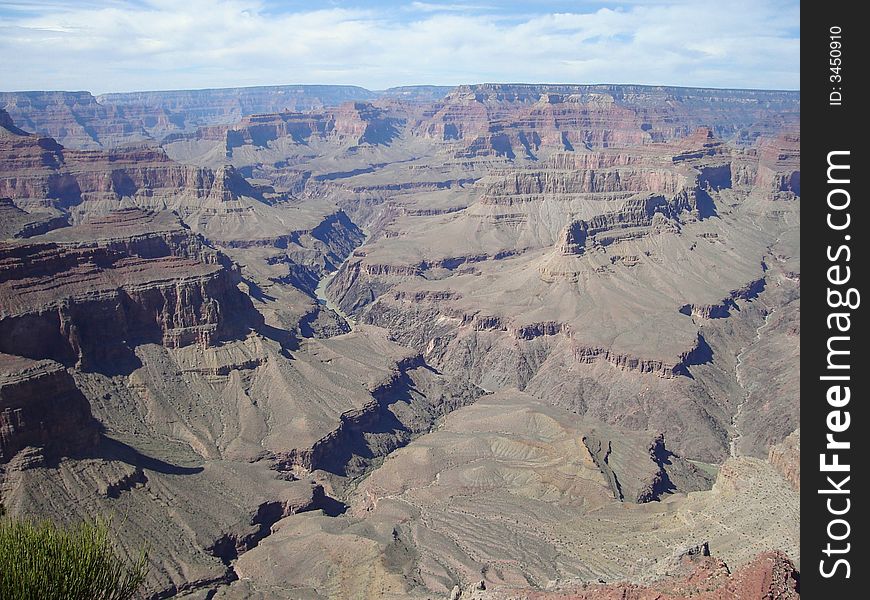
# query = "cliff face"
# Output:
<box><xmin>480</xmin><ymin>167</ymin><xmax>689</xmax><ymax>200</ymax></box>
<box><xmin>556</xmin><ymin>194</ymin><xmax>680</xmax><ymax>255</ymax></box>
<box><xmin>0</xmin><ymin>208</ymin><xmax>266</xmax><ymax>474</ymax></box>
<box><xmin>0</xmin><ymin>210</ymin><xmax>259</xmax><ymax>369</ymax></box>
<box><xmin>768</xmin><ymin>429</ymin><xmax>800</xmax><ymax>490</ymax></box>
<box><xmin>0</xmin><ymin>120</ymin><xmax>260</xmax><ymax>211</ymax></box>
<box><xmin>0</xmin><ymin>108</ymin><xmax>28</xmax><ymax>136</ymax></box>
<box><xmin>755</xmin><ymin>133</ymin><xmax>801</xmax><ymax>195</ymax></box>
<box><xmin>0</xmin><ymin>91</ymin><xmax>179</xmax><ymax>150</ymax></box>
<box><xmin>418</xmin><ymin>90</ymin><xmax>649</xmax><ymax>157</ymax></box>
<box><xmin>1</xmin><ymin>86</ymin><xmax>440</xmax><ymax>149</ymax></box>
<box><xmin>0</xmin><ymin>353</ymin><xmax>99</xmax><ymax>464</ymax></box>
<box><xmin>413</xmin><ymin>84</ymin><xmax>799</xmax><ymax>158</ymax></box>
<box><xmin>170</xmin><ymin>101</ymin><xmax>401</xmax><ymax>157</ymax></box>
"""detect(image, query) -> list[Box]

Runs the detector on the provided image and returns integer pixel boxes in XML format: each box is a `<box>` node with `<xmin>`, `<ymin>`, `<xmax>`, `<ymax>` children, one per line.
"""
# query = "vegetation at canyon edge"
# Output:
<box><xmin>0</xmin><ymin>512</ymin><xmax>148</xmax><ymax>600</ymax></box>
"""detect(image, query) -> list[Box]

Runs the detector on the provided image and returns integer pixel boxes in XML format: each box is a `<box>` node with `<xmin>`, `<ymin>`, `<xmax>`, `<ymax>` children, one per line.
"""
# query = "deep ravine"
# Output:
<box><xmin>314</xmin><ymin>228</ymin><xmax>369</xmax><ymax>327</ymax></box>
<box><xmin>730</xmin><ymin>309</ymin><xmax>775</xmax><ymax>458</ymax></box>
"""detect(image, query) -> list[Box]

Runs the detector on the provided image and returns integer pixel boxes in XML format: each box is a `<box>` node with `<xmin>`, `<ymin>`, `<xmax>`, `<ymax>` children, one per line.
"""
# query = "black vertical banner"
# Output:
<box><xmin>802</xmin><ymin>2</ymin><xmax>866</xmax><ymax>597</ymax></box>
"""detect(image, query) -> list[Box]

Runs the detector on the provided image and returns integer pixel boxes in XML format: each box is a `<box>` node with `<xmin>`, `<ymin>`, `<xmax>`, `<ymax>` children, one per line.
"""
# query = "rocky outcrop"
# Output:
<box><xmin>582</xmin><ymin>431</ymin><xmax>710</xmax><ymax>503</ymax></box>
<box><xmin>241</xmin><ymin>209</ymin><xmax>365</xmax><ymax>298</ymax></box>
<box><xmin>207</xmin><ymin>484</ymin><xmax>346</xmax><ymax>564</ymax></box>
<box><xmin>273</xmin><ymin>361</ymin><xmax>482</xmax><ymax>477</ymax></box>
<box><xmin>0</xmin><ymin>108</ymin><xmax>28</xmax><ymax>136</ymax></box>
<box><xmin>35</xmin><ymin>208</ymin><xmax>227</xmax><ymax>264</ymax></box>
<box><xmin>571</xmin><ymin>334</ymin><xmax>711</xmax><ymax>378</ymax></box>
<box><xmin>556</xmin><ymin>195</ymin><xmax>680</xmax><ymax>255</ymax></box>
<box><xmin>175</xmin><ymin>102</ymin><xmax>401</xmax><ymax>157</ymax></box>
<box><xmin>415</xmin><ymin>84</ymin><xmax>799</xmax><ymax>158</ymax></box>
<box><xmin>0</xmin><ymin>210</ymin><xmax>260</xmax><ymax>368</ymax></box>
<box><xmin>483</xmin><ymin>551</ymin><xmax>800</xmax><ymax>599</ymax></box>
<box><xmin>480</xmin><ymin>168</ymin><xmax>689</xmax><ymax>203</ymax></box>
<box><xmin>0</xmin><ymin>114</ymin><xmax>266</xmax><ymax>213</ymax></box>
<box><xmin>678</xmin><ymin>277</ymin><xmax>766</xmax><ymax>319</ymax></box>
<box><xmin>0</xmin><ymin>353</ymin><xmax>99</xmax><ymax>464</ymax></box>
<box><xmin>0</xmin><ymin>91</ymin><xmax>178</xmax><ymax>149</ymax></box>
<box><xmin>768</xmin><ymin>429</ymin><xmax>799</xmax><ymax>490</ymax></box>
<box><xmin>0</xmin><ymin>198</ymin><xmax>69</xmax><ymax>239</ymax></box>
<box><xmin>671</xmin><ymin>127</ymin><xmax>728</xmax><ymax>163</ymax></box>
<box><xmin>418</xmin><ymin>87</ymin><xmax>649</xmax><ymax>156</ymax></box>
<box><xmin>755</xmin><ymin>133</ymin><xmax>801</xmax><ymax>195</ymax></box>
<box><xmin>359</xmin><ymin>293</ymin><xmax>711</xmax><ymax>383</ymax></box>
<box><xmin>330</xmin><ymin>102</ymin><xmax>400</xmax><ymax>145</ymax></box>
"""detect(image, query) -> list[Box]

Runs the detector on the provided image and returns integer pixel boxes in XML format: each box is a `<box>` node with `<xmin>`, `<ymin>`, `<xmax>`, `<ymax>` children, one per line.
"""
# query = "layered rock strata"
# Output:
<box><xmin>0</xmin><ymin>353</ymin><xmax>99</xmax><ymax>464</ymax></box>
<box><xmin>0</xmin><ymin>210</ymin><xmax>258</xmax><ymax>368</ymax></box>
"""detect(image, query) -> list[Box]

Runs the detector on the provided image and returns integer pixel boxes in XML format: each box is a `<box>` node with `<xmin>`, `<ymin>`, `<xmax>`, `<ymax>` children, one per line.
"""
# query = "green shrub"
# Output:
<box><xmin>0</xmin><ymin>516</ymin><xmax>147</xmax><ymax>600</ymax></box>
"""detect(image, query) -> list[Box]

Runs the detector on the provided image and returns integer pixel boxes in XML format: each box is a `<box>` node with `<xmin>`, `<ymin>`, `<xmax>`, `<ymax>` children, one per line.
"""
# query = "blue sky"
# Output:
<box><xmin>0</xmin><ymin>0</ymin><xmax>800</xmax><ymax>93</ymax></box>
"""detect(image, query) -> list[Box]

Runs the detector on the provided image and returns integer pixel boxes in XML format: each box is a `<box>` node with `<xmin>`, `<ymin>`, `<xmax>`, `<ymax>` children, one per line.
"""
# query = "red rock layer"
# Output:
<box><xmin>768</xmin><ymin>429</ymin><xmax>800</xmax><ymax>491</ymax></box>
<box><xmin>412</xmin><ymin>84</ymin><xmax>799</xmax><ymax>158</ymax></box>
<box><xmin>0</xmin><ymin>91</ymin><xmax>178</xmax><ymax>150</ymax></box>
<box><xmin>755</xmin><ymin>133</ymin><xmax>801</xmax><ymax>195</ymax></box>
<box><xmin>0</xmin><ymin>115</ymin><xmax>258</xmax><ymax>209</ymax></box>
<box><xmin>170</xmin><ymin>101</ymin><xmax>400</xmax><ymax>154</ymax></box>
<box><xmin>518</xmin><ymin>551</ymin><xmax>799</xmax><ymax>599</ymax></box>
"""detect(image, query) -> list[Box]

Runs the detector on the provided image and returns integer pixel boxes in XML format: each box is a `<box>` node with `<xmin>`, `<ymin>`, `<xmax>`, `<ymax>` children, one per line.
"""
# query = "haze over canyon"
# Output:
<box><xmin>0</xmin><ymin>82</ymin><xmax>800</xmax><ymax>599</ymax></box>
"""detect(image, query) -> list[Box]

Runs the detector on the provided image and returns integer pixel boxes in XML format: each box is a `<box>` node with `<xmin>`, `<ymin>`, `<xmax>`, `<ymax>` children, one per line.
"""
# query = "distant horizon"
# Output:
<box><xmin>1</xmin><ymin>1</ymin><xmax>799</xmax><ymax>93</ymax></box>
<box><xmin>2</xmin><ymin>81</ymin><xmax>802</xmax><ymax>97</ymax></box>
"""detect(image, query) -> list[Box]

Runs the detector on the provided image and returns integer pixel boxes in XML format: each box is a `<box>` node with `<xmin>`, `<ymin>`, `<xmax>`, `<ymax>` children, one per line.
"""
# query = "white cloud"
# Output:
<box><xmin>408</xmin><ymin>2</ymin><xmax>494</xmax><ymax>11</ymax></box>
<box><xmin>0</xmin><ymin>0</ymin><xmax>799</xmax><ymax>92</ymax></box>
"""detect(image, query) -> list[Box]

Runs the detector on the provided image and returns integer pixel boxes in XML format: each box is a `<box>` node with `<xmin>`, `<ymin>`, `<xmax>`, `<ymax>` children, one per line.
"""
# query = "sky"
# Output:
<box><xmin>0</xmin><ymin>0</ymin><xmax>800</xmax><ymax>93</ymax></box>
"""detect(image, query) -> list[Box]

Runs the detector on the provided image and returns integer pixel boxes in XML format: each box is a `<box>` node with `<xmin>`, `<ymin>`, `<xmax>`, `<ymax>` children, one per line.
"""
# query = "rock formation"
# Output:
<box><xmin>0</xmin><ymin>353</ymin><xmax>99</xmax><ymax>464</ymax></box>
<box><xmin>0</xmin><ymin>85</ymin><xmax>800</xmax><ymax>599</ymax></box>
<box><xmin>1</xmin><ymin>86</ymin><xmax>449</xmax><ymax>149</ymax></box>
<box><xmin>0</xmin><ymin>115</ymin><xmax>264</xmax><ymax>215</ymax></box>
<box><xmin>769</xmin><ymin>429</ymin><xmax>800</xmax><ymax>490</ymax></box>
<box><xmin>469</xmin><ymin>550</ymin><xmax>800</xmax><ymax>599</ymax></box>
<box><xmin>0</xmin><ymin>197</ymin><xmax>68</xmax><ymax>239</ymax></box>
<box><xmin>0</xmin><ymin>92</ymin><xmax>178</xmax><ymax>150</ymax></box>
<box><xmin>413</xmin><ymin>84</ymin><xmax>799</xmax><ymax>158</ymax></box>
<box><xmin>0</xmin><ymin>210</ymin><xmax>259</xmax><ymax>368</ymax></box>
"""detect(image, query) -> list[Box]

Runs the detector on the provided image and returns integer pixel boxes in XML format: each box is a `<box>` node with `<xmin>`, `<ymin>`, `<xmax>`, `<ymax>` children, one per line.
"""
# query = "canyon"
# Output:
<box><xmin>0</xmin><ymin>83</ymin><xmax>800</xmax><ymax>599</ymax></box>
